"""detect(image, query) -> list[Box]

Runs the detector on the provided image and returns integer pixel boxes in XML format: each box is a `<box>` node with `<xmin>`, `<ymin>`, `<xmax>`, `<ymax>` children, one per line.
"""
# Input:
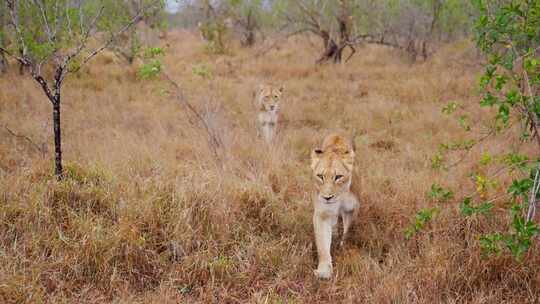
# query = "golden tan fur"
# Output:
<box><xmin>310</xmin><ymin>133</ymin><xmax>360</xmax><ymax>279</ymax></box>
<box><xmin>255</xmin><ymin>84</ymin><xmax>283</xmax><ymax>142</ymax></box>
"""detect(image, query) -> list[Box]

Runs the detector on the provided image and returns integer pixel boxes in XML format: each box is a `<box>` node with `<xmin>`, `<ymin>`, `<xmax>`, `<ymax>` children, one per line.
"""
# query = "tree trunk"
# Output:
<box><xmin>318</xmin><ymin>38</ymin><xmax>347</xmax><ymax>64</ymax></box>
<box><xmin>242</xmin><ymin>30</ymin><xmax>255</xmax><ymax>47</ymax></box>
<box><xmin>316</xmin><ymin>0</ymin><xmax>352</xmax><ymax>64</ymax></box>
<box><xmin>18</xmin><ymin>48</ymin><xmax>26</xmax><ymax>75</ymax></box>
<box><xmin>0</xmin><ymin>7</ymin><xmax>7</xmax><ymax>73</ymax></box>
<box><xmin>52</xmin><ymin>100</ymin><xmax>63</xmax><ymax>179</ymax></box>
<box><xmin>241</xmin><ymin>9</ymin><xmax>256</xmax><ymax>47</ymax></box>
<box><xmin>317</xmin><ymin>30</ymin><xmax>343</xmax><ymax>64</ymax></box>
<box><xmin>421</xmin><ymin>40</ymin><xmax>428</xmax><ymax>61</ymax></box>
<box><xmin>406</xmin><ymin>39</ymin><xmax>417</xmax><ymax>62</ymax></box>
<box><xmin>0</xmin><ymin>54</ymin><xmax>6</xmax><ymax>73</ymax></box>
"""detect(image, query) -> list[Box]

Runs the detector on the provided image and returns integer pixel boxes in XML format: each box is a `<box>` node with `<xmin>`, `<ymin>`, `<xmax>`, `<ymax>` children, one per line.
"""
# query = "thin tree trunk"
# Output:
<box><xmin>0</xmin><ymin>54</ymin><xmax>7</xmax><ymax>73</ymax></box>
<box><xmin>18</xmin><ymin>47</ymin><xmax>26</xmax><ymax>75</ymax></box>
<box><xmin>241</xmin><ymin>9</ymin><xmax>256</xmax><ymax>47</ymax></box>
<box><xmin>52</xmin><ymin>100</ymin><xmax>63</xmax><ymax>179</ymax></box>
<box><xmin>317</xmin><ymin>29</ymin><xmax>342</xmax><ymax>64</ymax></box>
<box><xmin>0</xmin><ymin>42</ymin><xmax>7</xmax><ymax>73</ymax></box>
<box><xmin>0</xmin><ymin>4</ymin><xmax>7</xmax><ymax>74</ymax></box>
<box><xmin>32</xmin><ymin>71</ymin><xmax>64</xmax><ymax>179</ymax></box>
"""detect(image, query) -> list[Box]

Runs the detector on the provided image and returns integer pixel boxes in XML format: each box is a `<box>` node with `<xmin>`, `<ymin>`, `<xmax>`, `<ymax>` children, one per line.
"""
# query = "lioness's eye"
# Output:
<box><xmin>335</xmin><ymin>175</ymin><xmax>344</xmax><ymax>181</ymax></box>
<box><xmin>317</xmin><ymin>174</ymin><xmax>324</xmax><ymax>181</ymax></box>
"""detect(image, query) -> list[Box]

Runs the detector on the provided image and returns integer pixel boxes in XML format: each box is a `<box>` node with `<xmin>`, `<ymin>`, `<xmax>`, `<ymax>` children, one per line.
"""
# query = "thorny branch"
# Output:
<box><xmin>161</xmin><ymin>70</ymin><xmax>224</xmax><ymax>164</ymax></box>
<box><xmin>2</xmin><ymin>124</ymin><xmax>46</xmax><ymax>156</ymax></box>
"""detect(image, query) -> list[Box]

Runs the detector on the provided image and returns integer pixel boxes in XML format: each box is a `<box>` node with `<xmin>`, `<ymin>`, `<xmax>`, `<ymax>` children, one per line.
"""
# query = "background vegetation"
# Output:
<box><xmin>0</xmin><ymin>0</ymin><xmax>539</xmax><ymax>303</ymax></box>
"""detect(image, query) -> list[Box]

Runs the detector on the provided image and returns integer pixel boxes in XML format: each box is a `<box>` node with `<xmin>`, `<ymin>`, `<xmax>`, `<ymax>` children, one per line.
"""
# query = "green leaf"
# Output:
<box><xmin>138</xmin><ymin>59</ymin><xmax>162</xmax><ymax>79</ymax></box>
<box><xmin>144</xmin><ymin>47</ymin><xmax>164</xmax><ymax>59</ymax></box>
<box><xmin>458</xmin><ymin>115</ymin><xmax>471</xmax><ymax>131</ymax></box>
<box><xmin>460</xmin><ymin>197</ymin><xmax>493</xmax><ymax>216</ymax></box>
<box><xmin>480</xmin><ymin>93</ymin><xmax>497</xmax><ymax>107</ymax></box>
<box><xmin>508</xmin><ymin>178</ymin><xmax>533</xmax><ymax>198</ymax></box>
<box><xmin>405</xmin><ymin>208</ymin><xmax>439</xmax><ymax>239</ymax></box>
<box><xmin>479</xmin><ymin>233</ymin><xmax>503</xmax><ymax>256</ymax></box>
<box><xmin>192</xmin><ymin>64</ymin><xmax>213</xmax><ymax>79</ymax></box>
<box><xmin>503</xmin><ymin>153</ymin><xmax>529</xmax><ymax>170</ymax></box>
<box><xmin>505</xmin><ymin>89</ymin><xmax>519</xmax><ymax>106</ymax></box>
<box><xmin>494</xmin><ymin>75</ymin><xmax>507</xmax><ymax>90</ymax></box>
<box><xmin>497</xmin><ymin>104</ymin><xmax>510</xmax><ymax>123</ymax></box>
<box><xmin>480</xmin><ymin>152</ymin><xmax>492</xmax><ymax>165</ymax></box>
<box><xmin>428</xmin><ymin>184</ymin><xmax>454</xmax><ymax>203</ymax></box>
<box><xmin>442</xmin><ymin>102</ymin><xmax>460</xmax><ymax>115</ymax></box>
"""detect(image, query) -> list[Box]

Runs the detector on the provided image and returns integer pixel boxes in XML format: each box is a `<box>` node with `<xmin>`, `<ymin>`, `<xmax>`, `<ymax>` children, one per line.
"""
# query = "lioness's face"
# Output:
<box><xmin>311</xmin><ymin>135</ymin><xmax>355</xmax><ymax>203</ymax></box>
<box><xmin>257</xmin><ymin>85</ymin><xmax>283</xmax><ymax>112</ymax></box>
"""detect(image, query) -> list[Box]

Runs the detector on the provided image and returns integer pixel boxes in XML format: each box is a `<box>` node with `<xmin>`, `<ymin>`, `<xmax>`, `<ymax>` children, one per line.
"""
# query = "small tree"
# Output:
<box><xmin>226</xmin><ymin>0</ymin><xmax>265</xmax><ymax>47</ymax></box>
<box><xmin>192</xmin><ymin>0</ymin><xmax>276</xmax><ymax>50</ymax></box>
<box><xmin>282</xmin><ymin>0</ymin><xmax>359</xmax><ymax>63</ymax></box>
<box><xmin>196</xmin><ymin>0</ymin><xmax>233</xmax><ymax>54</ymax></box>
<box><xmin>0</xmin><ymin>0</ymin><xmax>163</xmax><ymax>180</ymax></box>
<box><xmin>407</xmin><ymin>0</ymin><xmax>540</xmax><ymax>260</ymax></box>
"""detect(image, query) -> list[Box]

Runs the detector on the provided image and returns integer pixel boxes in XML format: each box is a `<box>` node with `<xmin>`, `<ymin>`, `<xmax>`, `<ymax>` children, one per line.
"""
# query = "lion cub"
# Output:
<box><xmin>310</xmin><ymin>133</ymin><xmax>360</xmax><ymax>279</ymax></box>
<box><xmin>255</xmin><ymin>84</ymin><xmax>283</xmax><ymax>142</ymax></box>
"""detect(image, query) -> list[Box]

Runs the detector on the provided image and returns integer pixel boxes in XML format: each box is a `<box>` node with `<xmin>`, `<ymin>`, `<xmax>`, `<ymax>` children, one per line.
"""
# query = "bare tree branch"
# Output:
<box><xmin>2</xmin><ymin>124</ymin><xmax>46</xmax><ymax>155</ymax></box>
<box><xmin>0</xmin><ymin>46</ymin><xmax>29</xmax><ymax>66</ymax></box>
<box><xmin>6</xmin><ymin>0</ymin><xmax>27</xmax><ymax>58</ymax></box>
<box><xmin>31</xmin><ymin>0</ymin><xmax>55</xmax><ymax>43</ymax></box>
<box><xmin>77</xmin><ymin>0</ymin><xmax>162</xmax><ymax>70</ymax></box>
<box><xmin>161</xmin><ymin>70</ymin><xmax>223</xmax><ymax>163</ymax></box>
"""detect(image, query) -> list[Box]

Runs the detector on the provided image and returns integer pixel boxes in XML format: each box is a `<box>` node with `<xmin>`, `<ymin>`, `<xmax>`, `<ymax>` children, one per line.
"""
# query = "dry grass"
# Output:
<box><xmin>1</xmin><ymin>30</ymin><xmax>539</xmax><ymax>303</ymax></box>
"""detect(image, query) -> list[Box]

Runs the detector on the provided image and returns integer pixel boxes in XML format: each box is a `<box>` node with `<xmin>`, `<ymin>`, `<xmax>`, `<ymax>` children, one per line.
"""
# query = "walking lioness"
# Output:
<box><xmin>310</xmin><ymin>133</ymin><xmax>360</xmax><ymax>279</ymax></box>
<box><xmin>255</xmin><ymin>84</ymin><xmax>283</xmax><ymax>142</ymax></box>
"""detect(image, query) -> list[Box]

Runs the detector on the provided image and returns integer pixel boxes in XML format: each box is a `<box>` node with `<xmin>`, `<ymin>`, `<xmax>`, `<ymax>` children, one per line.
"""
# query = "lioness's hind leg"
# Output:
<box><xmin>340</xmin><ymin>204</ymin><xmax>359</xmax><ymax>247</ymax></box>
<box><xmin>340</xmin><ymin>210</ymin><xmax>354</xmax><ymax>247</ymax></box>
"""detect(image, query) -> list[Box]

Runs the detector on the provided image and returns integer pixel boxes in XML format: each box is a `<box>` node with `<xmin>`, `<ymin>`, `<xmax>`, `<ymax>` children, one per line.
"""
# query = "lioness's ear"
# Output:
<box><xmin>310</xmin><ymin>148</ymin><xmax>323</xmax><ymax>170</ymax></box>
<box><xmin>255</xmin><ymin>84</ymin><xmax>266</xmax><ymax>101</ymax></box>
<box><xmin>342</xmin><ymin>149</ymin><xmax>355</xmax><ymax>171</ymax></box>
<box><xmin>258</xmin><ymin>84</ymin><xmax>268</xmax><ymax>93</ymax></box>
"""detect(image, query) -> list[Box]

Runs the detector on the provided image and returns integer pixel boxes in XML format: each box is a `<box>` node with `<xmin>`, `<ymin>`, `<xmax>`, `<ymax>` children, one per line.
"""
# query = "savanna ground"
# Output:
<box><xmin>1</xmin><ymin>30</ymin><xmax>539</xmax><ymax>303</ymax></box>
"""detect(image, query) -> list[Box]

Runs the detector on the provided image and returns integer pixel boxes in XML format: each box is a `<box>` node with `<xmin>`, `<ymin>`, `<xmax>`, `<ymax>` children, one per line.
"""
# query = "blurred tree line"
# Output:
<box><xmin>168</xmin><ymin>0</ymin><xmax>476</xmax><ymax>61</ymax></box>
<box><xmin>0</xmin><ymin>1</ymin><xmax>479</xmax><ymax>68</ymax></box>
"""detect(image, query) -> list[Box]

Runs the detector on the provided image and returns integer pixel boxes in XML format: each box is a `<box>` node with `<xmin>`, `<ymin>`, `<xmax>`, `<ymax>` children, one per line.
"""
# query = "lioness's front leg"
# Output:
<box><xmin>259</xmin><ymin>121</ymin><xmax>271</xmax><ymax>142</ymax></box>
<box><xmin>263</xmin><ymin>124</ymin><xmax>274</xmax><ymax>142</ymax></box>
<box><xmin>313</xmin><ymin>213</ymin><xmax>333</xmax><ymax>279</ymax></box>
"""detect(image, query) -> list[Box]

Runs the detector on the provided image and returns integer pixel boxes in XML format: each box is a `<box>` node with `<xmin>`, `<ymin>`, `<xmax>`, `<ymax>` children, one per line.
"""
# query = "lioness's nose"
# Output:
<box><xmin>323</xmin><ymin>195</ymin><xmax>334</xmax><ymax>201</ymax></box>
<box><xmin>269</xmin><ymin>105</ymin><xmax>275</xmax><ymax>110</ymax></box>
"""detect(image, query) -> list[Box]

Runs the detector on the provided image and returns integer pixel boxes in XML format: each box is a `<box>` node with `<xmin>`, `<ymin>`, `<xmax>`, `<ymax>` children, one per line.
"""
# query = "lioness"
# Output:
<box><xmin>310</xmin><ymin>133</ymin><xmax>360</xmax><ymax>279</ymax></box>
<box><xmin>255</xmin><ymin>84</ymin><xmax>283</xmax><ymax>142</ymax></box>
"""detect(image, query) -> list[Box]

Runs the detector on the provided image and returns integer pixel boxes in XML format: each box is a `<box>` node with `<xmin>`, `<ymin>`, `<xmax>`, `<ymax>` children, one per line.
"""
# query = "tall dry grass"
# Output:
<box><xmin>1</xmin><ymin>31</ymin><xmax>539</xmax><ymax>303</ymax></box>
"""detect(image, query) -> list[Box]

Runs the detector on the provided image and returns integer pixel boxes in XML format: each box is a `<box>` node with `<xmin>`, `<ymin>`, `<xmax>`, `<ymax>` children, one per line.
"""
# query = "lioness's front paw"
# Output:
<box><xmin>314</xmin><ymin>264</ymin><xmax>332</xmax><ymax>280</ymax></box>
